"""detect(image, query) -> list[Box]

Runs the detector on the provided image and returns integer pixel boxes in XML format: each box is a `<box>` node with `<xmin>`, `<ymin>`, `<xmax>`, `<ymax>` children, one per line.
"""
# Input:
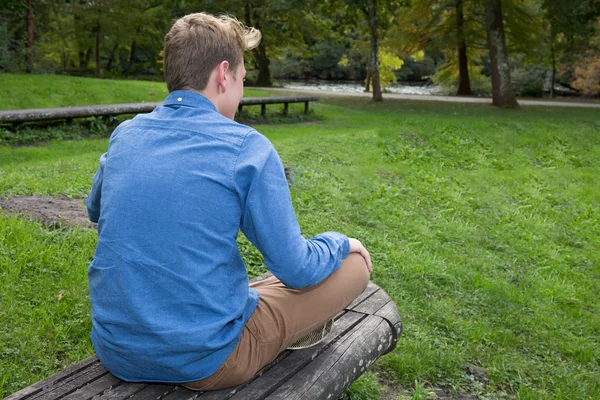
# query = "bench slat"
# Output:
<box><xmin>92</xmin><ymin>382</ymin><xmax>148</xmax><ymax>399</ymax></box>
<box><xmin>24</xmin><ymin>361</ymin><xmax>107</xmax><ymax>400</ymax></box>
<box><xmin>5</xmin><ymin>357</ymin><xmax>102</xmax><ymax>400</ymax></box>
<box><xmin>267</xmin><ymin>315</ymin><xmax>390</xmax><ymax>400</ymax></box>
<box><xmin>228</xmin><ymin>310</ymin><xmax>366</xmax><ymax>400</ymax></box>
<box><xmin>344</xmin><ymin>282</ymin><xmax>379</xmax><ymax>311</ymax></box>
<box><xmin>122</xmin><ymin>384</ymin><xmax>179</xmax><ymax>399</ymax></box>
<box><xmin>299</xmin><ymin>319</ymin><xmax>390</xmax><ymax>400</ymax></box>
<box><xmin>60</xmin><ymin>372</ymin><xmax>121</xmax><ymax>400</ymax></box>
<box><xmin>237</xmin><ymin>97</ymin><xmax>319</xmax><ymax>106</ymax></box>
<box><xmin>351</xmin><ymin>287</ymin><xmax>393</xmax><ymax>315</ymax></box>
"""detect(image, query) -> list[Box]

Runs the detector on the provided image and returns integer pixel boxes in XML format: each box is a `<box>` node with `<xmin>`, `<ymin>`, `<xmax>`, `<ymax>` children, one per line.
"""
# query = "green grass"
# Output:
<box><xmin>0</xmin><ymin>73</ymin><xmax>276</xmax><ymax>146</ymax></box>
<box><xmin>0</xmin><ymin>73</ymin><xmax>270</xmax><ymax>109</ymax></box>
<box><xmin>1</xmin><ymin>78</ymin><xmax>599</xmax><ymax>399</ymax></box>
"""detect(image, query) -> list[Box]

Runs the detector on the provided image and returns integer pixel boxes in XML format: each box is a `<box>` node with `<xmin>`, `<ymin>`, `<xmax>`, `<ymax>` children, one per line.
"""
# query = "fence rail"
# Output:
<box><xmin>0</xmin><ymin>96</ymin><xmax>320</xmax><ymax>124</ymax></box>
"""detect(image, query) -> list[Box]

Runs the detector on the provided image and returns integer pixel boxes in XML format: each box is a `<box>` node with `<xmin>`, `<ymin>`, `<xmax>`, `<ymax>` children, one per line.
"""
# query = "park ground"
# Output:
<box><xmin>0</xmin><ymin>74</ymin><xmax>599</xmax><ymax>399</ymax></box>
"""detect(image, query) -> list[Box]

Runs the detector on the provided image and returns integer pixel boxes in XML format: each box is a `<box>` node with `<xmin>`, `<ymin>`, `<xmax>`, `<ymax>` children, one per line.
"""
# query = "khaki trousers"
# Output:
<box><xmin>183</xmin><ymin>253</ymin><xmax>370</xmax><ymax>391</ymax></box>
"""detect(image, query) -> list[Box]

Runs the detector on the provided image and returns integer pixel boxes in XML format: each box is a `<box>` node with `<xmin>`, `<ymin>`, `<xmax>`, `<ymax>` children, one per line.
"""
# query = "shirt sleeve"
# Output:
<box><xmin>234</xmin><ymin>130</ymin><xmax>350</xmax><ymax>289</ymax></box>
<box><xmin>86</xmin><ymin>152</ymin><xmax>107</xmax><ymax>223</ymax></box>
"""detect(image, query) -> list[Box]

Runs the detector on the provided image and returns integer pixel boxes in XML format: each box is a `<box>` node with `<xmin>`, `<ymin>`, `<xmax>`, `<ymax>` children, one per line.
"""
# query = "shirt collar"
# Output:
<box><xmin>163</xmin><ymin>90</ymin><xmax>217</xmax><ymax>112</ymax></box>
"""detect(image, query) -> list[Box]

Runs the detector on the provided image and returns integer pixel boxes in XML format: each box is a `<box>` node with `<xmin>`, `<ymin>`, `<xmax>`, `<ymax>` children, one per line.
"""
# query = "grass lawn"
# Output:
<box><xmin>0</xmin><ymin>73</ymin><xmax>271</xmax><ymax>109</ymax></box>
<box><xmin>1</xmin><ymin>77</ymin><xmax>599</xmax><ymax>399</ymax></box>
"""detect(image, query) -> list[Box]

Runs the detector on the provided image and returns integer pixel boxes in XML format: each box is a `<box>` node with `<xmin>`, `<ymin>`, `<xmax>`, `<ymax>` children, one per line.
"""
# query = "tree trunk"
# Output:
<box><xmin>484</xmin><ymin>0</ymin><xmax>518</xmax><ymax>107</ymax></box>
<box><xmin>25</xmin><ymin>0</ymin><xmax>34</xmax><ymax>72</ymax></box>
<box><xmin>245</xmin><ymin>4</ymin><xmax>271</xmax><ymax>87</ymax></box>
<box><xmin>95</xmin><ymin>0</ymin><xmax>101</xmax><ymax>78</ymax></box>
<box><xmin>456</xmin><ymin>0</ymin><xmax>471</xmax><ymax>95</ymax></box>
<box><xmin>253</xmin><ymin>41</ymin><xmax>271</xmax><ymax>86</ymax></box>
<box><xmin>368</xmin><ymin>0</ymin><xmax>383</xmax><ymax>102</ymax></box>
<box><xmin>126</xmin><ymin>41</ymin><xmax>136</xmax><ymax>77</ymax></box>
<box><xmin>106</xmin><ymin>43</ymin><xmax>118</xmax><ymax>72</ymax></box>
<box><xmin>365</xmin><ymin>62</ymin><xmax>371</xmax><ymax>92</ymax></box>
<box><xmin>550</xmin><ymin>41</ymin><xmax>556</xmax><ymax>98</ymax></box>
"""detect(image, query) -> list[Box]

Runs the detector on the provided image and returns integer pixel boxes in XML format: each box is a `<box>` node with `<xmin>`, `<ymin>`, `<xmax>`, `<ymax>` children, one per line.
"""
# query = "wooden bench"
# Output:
<box><xmin>6</xmin><ymin>274</ymin><xmax>401</xmax><ymax>400</ymax></box>
<box><xmin>236</xmin><ymin>96</ymin><xmax>319</xmax><ymax>116</ymax></box>
<box><xmin>0</xmin><ymin>96</ymin><xmax>319</xmax><ymax>125</ymax></box>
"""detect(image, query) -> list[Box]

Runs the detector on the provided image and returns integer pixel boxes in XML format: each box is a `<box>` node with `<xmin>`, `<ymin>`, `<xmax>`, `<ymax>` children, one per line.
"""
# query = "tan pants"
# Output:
<box><xmin>183</xmin><ymin>253</ymin><xmax>370</xmax><ymax>391</ymax></box>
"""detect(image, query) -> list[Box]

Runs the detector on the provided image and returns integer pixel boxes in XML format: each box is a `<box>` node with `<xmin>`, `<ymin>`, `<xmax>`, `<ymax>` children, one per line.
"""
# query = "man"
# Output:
<box><xmin>86</xmin><ymin>12</ymin><xmax>372</xmax><ymax>391</ymax></box>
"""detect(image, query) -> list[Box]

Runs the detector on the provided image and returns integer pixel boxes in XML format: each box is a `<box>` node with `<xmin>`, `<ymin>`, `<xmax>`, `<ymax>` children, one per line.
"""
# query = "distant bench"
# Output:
<box><xmin>0</xmin><ymin>96</ymin><xmax>320</xmax><ymax>125</ymax></box>
<box><xmin>6</xmin><ymin>273</ymin><xmax>401</xmax><ymax>400</ymax></box>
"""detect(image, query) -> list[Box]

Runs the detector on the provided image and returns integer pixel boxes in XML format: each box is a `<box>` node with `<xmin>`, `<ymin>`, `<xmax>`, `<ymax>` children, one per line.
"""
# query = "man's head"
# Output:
<box><xmin>163</xmin><ymin>13</ymin><xmax>261</xmax><ymax>99</ymax></box>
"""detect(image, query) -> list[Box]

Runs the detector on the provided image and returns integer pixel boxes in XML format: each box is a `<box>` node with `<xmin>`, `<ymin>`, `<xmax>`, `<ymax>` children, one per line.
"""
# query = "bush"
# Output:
<box><xmin>572</xmin><ymin>56</ymin><xmax>600</xmax><ymax>96</ymax></box>
<box><xmin>511</xmin><ymin>64</ymin><xmax>548</xmax><ymax>97</ymax></box>
<box><xmin>395</xmin><ymin>54</ymin><xmax>439</xmax><ymax>82</ymax></box>
<box><xmin>0</xmin><ymin>21</ymin><xmax>26</xmax><ymax>73</ymax></box>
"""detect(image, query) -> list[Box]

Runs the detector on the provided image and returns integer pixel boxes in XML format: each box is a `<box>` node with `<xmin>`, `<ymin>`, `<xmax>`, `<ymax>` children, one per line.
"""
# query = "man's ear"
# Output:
<box><xmin>216</xmin><ymin>60</ymin><xmax>230</xmax><ymax>93</ymax></box>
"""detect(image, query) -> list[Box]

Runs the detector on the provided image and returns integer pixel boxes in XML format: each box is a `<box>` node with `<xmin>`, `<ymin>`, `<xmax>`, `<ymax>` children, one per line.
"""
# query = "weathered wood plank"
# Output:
<box><xmin>239</xmin><ymin>96</ymin><xmax>319</xmax><ymax>106</ymax></box>
<box><xmin>122</xmin><ymin>384</ymin><xmax>179</xmax><ymax>399</ymax></box>
<box><xmin>59</xmin><ymin>373</ymin><xmax>122</xmax><ymax>400</ymax></box>
<box><xmin>159</xmin><ymin>386</ymin><xmax>204</xmax><ymax>400</ymax></box>
<box><xmin>229</xmin><ymin>311</ymin><xmax>366</xmax><ymax>400</ymax></box>
<box><xmin>374</xmin><ymin>299</ymin><xmax>402</xmax><ymax>328</ymax></box>
<box><xmin>344</xmin><ymin>283</ymin><xmax>380</xmax><ymax>311</ymax></box>
<box><xmin>0</xmin><ymin>103</ymin><xmax>161</xmax><ymax>123</ymax></box>
<box><xmin>0</xmin><ymin>97</ymin><xmax>319</xmax><ymax>124</ymax></box>
<box><xmin>91</xmin><ymin>382</ymin><xmax>148</xmax><ymax>399</ymax></box>
<box><xmin>267</xmin><ymin>315</ymin><xmax>391</xmax><ymax>400</ymax></box>
<box><xmin>297</xmin><ymin>319</ymin><xmax>390</xmax><ymax>400</ymax></box>
<box><xmin>25</xmin><ymin>362</ymin><xmax>108</xmax><ymax>400</ymax></box>
<box><xmin>351</xmin><ymin>288</ymin><xmax>392</xmax><ymax>315</ymax></box>
<box><xmin>4</xmin><ymin>356</ymin><xmax>101</xmax><ymax>400</ymax></box>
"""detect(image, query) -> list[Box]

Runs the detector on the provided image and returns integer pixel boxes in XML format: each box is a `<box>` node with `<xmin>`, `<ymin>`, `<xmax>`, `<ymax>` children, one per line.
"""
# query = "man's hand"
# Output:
<box><xmin>348</xmin><ymin>238</ymin><xmax>372</xmax><ymax>273</ymax></box>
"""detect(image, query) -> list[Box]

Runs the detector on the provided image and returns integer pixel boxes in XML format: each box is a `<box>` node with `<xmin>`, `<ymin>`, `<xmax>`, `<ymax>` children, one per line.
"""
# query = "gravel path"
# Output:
<box><xmin>258</xmin><ymin>87</ymin><xmax>600</xmax><ymax>109</ymax></box>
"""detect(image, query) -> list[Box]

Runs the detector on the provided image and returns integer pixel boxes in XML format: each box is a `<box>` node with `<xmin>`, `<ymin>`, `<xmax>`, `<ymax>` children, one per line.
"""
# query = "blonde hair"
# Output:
<box><xmin>163</xmin><ymin>13</ymin><xmax>261</xmax><ymax>92</ymax></box>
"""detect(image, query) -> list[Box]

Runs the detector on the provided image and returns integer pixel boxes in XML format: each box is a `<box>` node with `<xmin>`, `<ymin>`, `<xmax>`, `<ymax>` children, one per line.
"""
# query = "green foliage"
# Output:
<box><xmin>572</xmin><ymin>55</ymin><xmax>600</xmax><ymax>96</ymax></box>
<box><xmin>511</xmin><ymin>64</ymin><xmax>549</xmax><ymax>97</ymax></box>
<box><xmin>395</xmin><ymin>54</ymin><xmax>439</xmax><ymax>81</ymax></box>
<box><xmin>341</xmin><ymin>372</ymin><xmax>383</xmax><ymax>400</ymax></box>
<box><xmin>432</xmin><ymin>57</ymin><xmax>492</xmax><ymax>95</ymax></box>
<box><xmin>409</xmin><ymin>380</ymin><xmax>437</xmax><ymax>400</ymax></box>
<box><xmin>542</xmin><ymin>0</ymin><xmax>600</xmax><ymax>52</ymax></box>
<box><xmin>0</xmin><ymin>20</ymin><xmax>25</xmax><ymax>73</ymax></box>
<box><xmin>0</xmin><ymin>124</ymin><xmax>108</xmax><ymax>146</ymax></box>
<box><xmin>378</xmin><ymin>49</ymin><xmax>404</xmax><ymax>88</ymax></box>
<box><xmin>271</xmin><ymin>42</ymin><xmax>355</xmax><ymax>81</ymax></box>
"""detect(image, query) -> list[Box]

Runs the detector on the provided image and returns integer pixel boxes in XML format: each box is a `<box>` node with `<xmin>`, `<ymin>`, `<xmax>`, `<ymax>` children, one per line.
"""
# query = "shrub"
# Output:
<box><xmin>572</xmin><ymin>56</ymin><xmax>600</xmax><ymax>96</ymax></box>
<box><xmin>511</xmin><ymin>65</ymin><xmax>548</xmax><ymax>97</ymax></box>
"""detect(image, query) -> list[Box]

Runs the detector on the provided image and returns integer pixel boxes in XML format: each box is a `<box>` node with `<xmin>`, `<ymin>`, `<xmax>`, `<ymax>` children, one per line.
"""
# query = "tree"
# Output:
<box><xmin>186</xmin><ymin>0</ymin><xmax>331</xmax><ymax>87</ymax></box>
<box><xmin>391</xmin><ymin>0</ymin><xmax>485</xmax><ymax>95</ymax></box>
<box><xmin>329</xmin><ymin>0</ymin><xmax>402</xmax><ymax>102</ymax></box>
<box><xmin>542</xmin><ymin>0</ymin><xmax>600</xmax><ymax>96</ymax></box>
<box><xmin>455</xmin><ymin>0</ymin><xmax>471</xmax><ymax>94</ymax></box>
<box><xmin>484</xmin><ymin>0</ymin><xmax>519</xmax><ymax>107</ymax></box>
<box><xmin>243</xmin><ymin>2</ymin><xmax>272</xmax><ymax>86</ymax></box>
<box><xmin>367</xmin><ymin>0</ymin><xmax>383</xmax><ymax>101</ymax></box>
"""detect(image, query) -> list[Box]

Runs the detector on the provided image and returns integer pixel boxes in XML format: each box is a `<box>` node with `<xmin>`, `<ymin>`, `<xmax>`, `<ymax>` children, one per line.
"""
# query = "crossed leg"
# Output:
<box><xmin>183</xmin><ymin>253</ymin><xmax>370</xmax><ymax>391</ymax></box>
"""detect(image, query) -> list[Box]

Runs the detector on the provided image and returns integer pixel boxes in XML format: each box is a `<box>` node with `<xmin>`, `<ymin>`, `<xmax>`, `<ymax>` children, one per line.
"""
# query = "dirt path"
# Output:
<box><xmin>258</xmin><ymin>87</ymin><xmax>600</xmax><ymax>109</ymax></box>
<box><xmin>0</xmin><ymin>196</ymin><xmax>96</xmax><ymax>229</ymax></box>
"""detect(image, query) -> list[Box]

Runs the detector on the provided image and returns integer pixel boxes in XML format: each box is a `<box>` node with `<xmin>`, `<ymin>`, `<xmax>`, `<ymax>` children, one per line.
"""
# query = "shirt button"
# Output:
<box><xmin>177</xmin><ymin>97</ymin><xmax>182</xmax><ymax>102</ymax></box>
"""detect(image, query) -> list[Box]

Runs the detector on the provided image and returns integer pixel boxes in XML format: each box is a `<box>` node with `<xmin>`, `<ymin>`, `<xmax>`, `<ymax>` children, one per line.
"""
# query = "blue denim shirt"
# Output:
<box><xmin>86</xmin><ymin>90</ymin><xmax>349</xmax><ymax>383</ymax></box>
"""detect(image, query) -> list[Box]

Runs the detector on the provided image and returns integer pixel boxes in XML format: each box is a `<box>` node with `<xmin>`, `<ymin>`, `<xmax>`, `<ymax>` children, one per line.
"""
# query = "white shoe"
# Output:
<box><xmin>286</xmin><ymin>319</ymin><xmax>335</xmax><ymax>350</ymax></box>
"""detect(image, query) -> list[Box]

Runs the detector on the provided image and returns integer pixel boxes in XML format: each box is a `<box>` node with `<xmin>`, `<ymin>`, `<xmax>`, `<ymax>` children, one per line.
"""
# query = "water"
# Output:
<box><xmin>278</xmin><ymin>80</ymin><xmax>444</xmax><ymax>96</ymax></box>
